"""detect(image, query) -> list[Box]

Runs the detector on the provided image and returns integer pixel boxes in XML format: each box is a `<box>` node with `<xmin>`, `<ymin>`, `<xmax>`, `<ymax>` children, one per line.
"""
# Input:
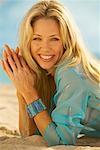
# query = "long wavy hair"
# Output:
<box><xmin>18</xmin><ymin>0</ymin><xmax>100</xmax><ymax>109</ymax></box>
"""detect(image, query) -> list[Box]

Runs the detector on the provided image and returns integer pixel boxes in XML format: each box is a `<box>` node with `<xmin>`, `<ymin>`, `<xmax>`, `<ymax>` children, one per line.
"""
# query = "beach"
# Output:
<box><xmin>0</xmin><ymin>84</ymin><xmax>100</xmax><ymax>150</ymax></box>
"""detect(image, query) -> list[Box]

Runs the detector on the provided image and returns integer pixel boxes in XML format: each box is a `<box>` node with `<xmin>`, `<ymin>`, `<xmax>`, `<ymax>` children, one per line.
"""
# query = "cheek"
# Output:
<box><xmin>30</xmin><ymin>48</ymin><xmax>35</xmax><ymax>59</ymax></box>
<box><xmin>31</xmin><ymin>42</ymin><xmax>36</xmax><ymax>50</ymax></box>
<box><xmin>30</xmin><ymin>43</ymin><xmax>38</xmax><ymax>56</ymax></box>
<box><xmin>56</xmin><ymin>45</ymin><xmax>64</xmax><ymax>57</ymax></box>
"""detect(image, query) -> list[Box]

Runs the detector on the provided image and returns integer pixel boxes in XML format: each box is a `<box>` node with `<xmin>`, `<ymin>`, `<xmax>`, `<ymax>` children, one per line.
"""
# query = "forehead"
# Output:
<box><xmin>32</xmin><ymin>18</ymin><xmax>60</xmax><ymax>35</ymax></box>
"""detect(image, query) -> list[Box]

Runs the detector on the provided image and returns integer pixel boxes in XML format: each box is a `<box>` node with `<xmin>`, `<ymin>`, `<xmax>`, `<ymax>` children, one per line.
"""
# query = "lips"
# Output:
<box><xmin>39</xmin><ymin>54</ymin><xmax>54</xmax><ymax>61</ymax></box>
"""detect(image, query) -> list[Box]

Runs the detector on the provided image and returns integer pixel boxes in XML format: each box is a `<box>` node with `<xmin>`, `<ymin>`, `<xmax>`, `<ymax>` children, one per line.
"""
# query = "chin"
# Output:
<box><xmin>40</xmin><ymin>65</ymin><xmax>53</xmax><ymax>71</ymax></box>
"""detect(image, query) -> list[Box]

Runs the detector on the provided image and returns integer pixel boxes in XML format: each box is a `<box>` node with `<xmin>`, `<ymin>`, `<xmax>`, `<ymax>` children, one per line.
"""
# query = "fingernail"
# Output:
<box><xmin>4</xmin><ymin>44</ymin><xmax>7</xmax><ymax>48</ymax></box>
<box><xmin>16</xmin><ymin>47</ymin><xmax>19</xmax><ymax>53</ymax></box>
<box><xmin>4</xmin><ymin>43</ymin><xmax>8</xmax><ymax>47</ymax></box>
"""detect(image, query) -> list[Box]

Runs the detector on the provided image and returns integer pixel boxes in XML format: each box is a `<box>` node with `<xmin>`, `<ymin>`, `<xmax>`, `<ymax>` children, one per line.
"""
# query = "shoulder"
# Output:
<box><xmin>55</xmin><ymin>63</ymin><xmax>85</xmax><ymax>80</ymax></box>
<box><xmin>54</xmin><ymin>64</ymin><xmax>100</xmax><ymax>96</ymax></box>
<box><xmin>54</xmin><ymin>64</ymin><xmax>85</xmax><ymax>90</ymax></box>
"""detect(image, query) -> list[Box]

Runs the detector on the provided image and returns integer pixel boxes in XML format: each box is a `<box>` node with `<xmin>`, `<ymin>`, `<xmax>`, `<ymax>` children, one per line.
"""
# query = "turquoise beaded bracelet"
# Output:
<box><xmin>27</xmin><ymin>98</ymin><xmax>46</xmax><ymax>118</ymax></box>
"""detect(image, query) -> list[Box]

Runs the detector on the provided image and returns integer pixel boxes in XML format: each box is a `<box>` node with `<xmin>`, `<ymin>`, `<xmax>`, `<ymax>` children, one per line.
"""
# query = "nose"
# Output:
<box><xmin>41</xmin><ymin>39</ymin><xmax>50</xmax><ymax>52</ymax></box>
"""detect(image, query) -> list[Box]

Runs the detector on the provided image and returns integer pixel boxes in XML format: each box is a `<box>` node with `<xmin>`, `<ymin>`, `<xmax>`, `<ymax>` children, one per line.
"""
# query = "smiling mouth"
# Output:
<box><xmin>39</xmin><ymin>54</ymin><xmax>54</xmax><ymax>61</ymax></box>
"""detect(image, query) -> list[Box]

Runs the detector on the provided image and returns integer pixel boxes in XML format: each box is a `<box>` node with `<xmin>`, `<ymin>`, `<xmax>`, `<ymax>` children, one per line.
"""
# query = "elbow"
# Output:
<box><xmin>19</xmin><ymin>128</ymin><xmax>28</xmax><ymax>137</ymax></box>
<box><xmin>19</xmin><ymin>126</ymin><xmax>34</xmax><ymax>137</ymax></box>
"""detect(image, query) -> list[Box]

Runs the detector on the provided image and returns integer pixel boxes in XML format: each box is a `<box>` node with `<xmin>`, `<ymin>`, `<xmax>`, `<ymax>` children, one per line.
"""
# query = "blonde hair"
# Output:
<box><xmin>18</xmin><ymin>0</ymin><xmax>100</xmax><ymax>108</ymax></box>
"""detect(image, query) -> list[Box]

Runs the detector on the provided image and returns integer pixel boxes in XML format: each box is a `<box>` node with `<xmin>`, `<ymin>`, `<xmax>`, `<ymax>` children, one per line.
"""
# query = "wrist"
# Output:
<box><xmin>23</xmin><ymin>89</ymin><xmax>39</xmax><ymax>104</ymax></box>
<box><xmin>27</xmin><ymin>98</ymin><xmax>47</xmax><ymax>118</ymax></box>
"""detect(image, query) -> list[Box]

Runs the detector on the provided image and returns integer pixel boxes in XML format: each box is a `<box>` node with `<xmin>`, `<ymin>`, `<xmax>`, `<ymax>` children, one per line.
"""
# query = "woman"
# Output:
<box><xmin>0</xmin><ymin>0</ymin><xmax>100</xmax><ymax>146</ymax></box>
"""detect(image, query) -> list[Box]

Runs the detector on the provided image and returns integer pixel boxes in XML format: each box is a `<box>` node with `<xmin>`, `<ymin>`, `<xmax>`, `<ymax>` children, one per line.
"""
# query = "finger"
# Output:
<box><xmin>3</xmin><ymin>50</ymin><xmax>8</xmax><ymax>61</ymax></box>
<box><xmin>4</xmin><ymin>45</ymin><xmax>22</xmax><ymax>69</ymax></box>
<box><xmin>11</xmin><ymin>51</ymin><xmax>22</xmax><ymax>68</ymax></box>
<box><xmin>19</xmin><ymin>56</ymin><xmax>29</xmax><ymax>69</ymax></box>
<box><xmin>7</xmin><ymin>55</ymin><xmax>17</xmax><ymax>72</ymax></box>
<box><xmin>0</xmin><ymin>59</ymin><xmax>9</xmax><ymax>73</ymax></box>
<box><xmin>4</xmin><ymin>44</ymin><xmax>12</xmax><ymax>56</ymax></box>
<box><xmin>3</xmin><ymin>60</ymin><xmax>13</xmax><ymax>80</ymax></box>
<box><xmin>4</xmin><ymin>44</ymin><xmax>20</xmax><ymax>56</ymax></box>
<box><xmin>15</xmin><ymin>47</ymin><xmax>19</xmax><ymax>54</ymax></box>
<box><xmin>16</xmin><ymin>47</ymin><xmax>22</xmax><ymax>56</ymax></box>
<box><xmin>0</xmin><ymin>59</ymin><xmax>6</xmax><ymax>70</ymax></box>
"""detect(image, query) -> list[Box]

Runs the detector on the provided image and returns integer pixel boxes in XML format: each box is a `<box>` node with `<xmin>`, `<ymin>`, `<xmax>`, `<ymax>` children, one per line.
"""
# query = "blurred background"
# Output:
<box><xmin>0</xmin><ymin>0</ymin><xmax>100</xmax><ymax>84</ymax></box>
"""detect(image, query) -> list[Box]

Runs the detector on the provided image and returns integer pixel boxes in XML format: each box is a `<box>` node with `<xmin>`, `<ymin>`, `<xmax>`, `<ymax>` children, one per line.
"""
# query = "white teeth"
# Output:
<box><xmin>40</xmin><ymin>55</ymin><xmax>53</xmax><ymax>60</ymax></box>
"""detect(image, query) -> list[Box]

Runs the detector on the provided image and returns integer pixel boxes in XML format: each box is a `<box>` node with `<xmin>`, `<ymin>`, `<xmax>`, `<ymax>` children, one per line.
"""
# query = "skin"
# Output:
<box><xmin>0</xmin><ymin>18</ymin><xmax>64</xmax><ymax>138</ymax></box>
<box><xmin>0</xmin><ymin>45</ymin><xmax>39</xmax><ymax>104</ymax></box>
<box><xmin>31</xmin><ymin>18</ymin><xmax>63</xmax><ymax>72</ymax></box>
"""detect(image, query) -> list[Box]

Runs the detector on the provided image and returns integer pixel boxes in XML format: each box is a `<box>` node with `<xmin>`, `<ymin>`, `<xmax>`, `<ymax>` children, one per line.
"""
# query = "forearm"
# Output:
<box><xmin>33</xmin><ymin>110</ymin><xmax>63</xmax><ymax>146</ymax></box>
<box><xmin>25</xmin><ymin>96</ymin><xmax>61</xmax><ymax>145</ymax></box>
<box><xmin>23</xmin><ymin>90</ymin><xmax>64</xmax><ymax>146</ymax></box>
<box><xmin>17</xmin><ymin>91</ymin><xmax>37</xmax><ymax>136</ymax></box>
<box><xmin>23</xmin><ymin>91</ymin><xmax>52</xmax><ymax>136</ymax></box>
<box><xmin>34</xmin><ymin>110</ymin><xmax>52</xmax><ymax>135</ymax></box>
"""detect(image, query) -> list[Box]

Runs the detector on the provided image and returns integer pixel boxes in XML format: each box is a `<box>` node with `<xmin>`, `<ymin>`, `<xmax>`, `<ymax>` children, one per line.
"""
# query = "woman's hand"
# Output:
<box><xmin>0</xmin><ymin>45</ymin><xmax>39</xmax><ymax>104</ymax></box>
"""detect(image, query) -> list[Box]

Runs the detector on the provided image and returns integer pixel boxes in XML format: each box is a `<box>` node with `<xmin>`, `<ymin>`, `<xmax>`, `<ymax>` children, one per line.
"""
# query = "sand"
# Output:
<box><xmin>0</xmin><ymin>84</ymin><xmax>100</xmax><ymax>150</ymax></box>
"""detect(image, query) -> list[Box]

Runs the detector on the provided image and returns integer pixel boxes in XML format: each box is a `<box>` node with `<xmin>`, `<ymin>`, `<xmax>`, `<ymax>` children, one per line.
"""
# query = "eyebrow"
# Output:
<box><xmin>33</xmin><ymin>34</ymin><xmax>60</xmax><ymax>37</ymax></box>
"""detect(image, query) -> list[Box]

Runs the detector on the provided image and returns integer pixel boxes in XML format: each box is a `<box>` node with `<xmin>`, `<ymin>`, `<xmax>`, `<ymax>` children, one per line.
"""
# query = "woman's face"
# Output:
<box><xmin>31</xmin><ymin>18</ymin><xmax>64</xmax><ymax>72</ymax></box>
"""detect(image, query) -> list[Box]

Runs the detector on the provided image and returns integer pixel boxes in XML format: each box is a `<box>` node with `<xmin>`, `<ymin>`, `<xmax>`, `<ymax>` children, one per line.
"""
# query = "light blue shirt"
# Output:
<box><xmin>37</xmin><ymin>64</ymin><xmax>100</xmax><ymax>146</ymax></box>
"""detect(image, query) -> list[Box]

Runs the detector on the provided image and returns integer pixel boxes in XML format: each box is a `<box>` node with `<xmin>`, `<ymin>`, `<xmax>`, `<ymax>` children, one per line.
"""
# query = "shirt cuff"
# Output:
<box><xmin>43</xmin><ymin>122</ymin><xmax>62</xmax><ymax>146</ymax></box>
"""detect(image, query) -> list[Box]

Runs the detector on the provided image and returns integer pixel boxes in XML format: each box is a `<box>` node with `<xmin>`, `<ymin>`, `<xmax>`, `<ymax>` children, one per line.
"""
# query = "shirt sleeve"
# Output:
<box><xmin>84</xmin><ymin>81</ymin><xmax>100</xmax><ymax>133</ymax></box>
<box><xmin>81</xmin><ymin>83</ymin><xmax>100</xmax><ymax>137</ymax></box>
<box><xmin>43</xmin><ymin>68</ymin><xmax>89</xmax><ymax>146</ymax></box>
<box><xmin>87</xmin><ymin>83</ymin><xmax>100</xmax><ymax>111</ymax></box>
